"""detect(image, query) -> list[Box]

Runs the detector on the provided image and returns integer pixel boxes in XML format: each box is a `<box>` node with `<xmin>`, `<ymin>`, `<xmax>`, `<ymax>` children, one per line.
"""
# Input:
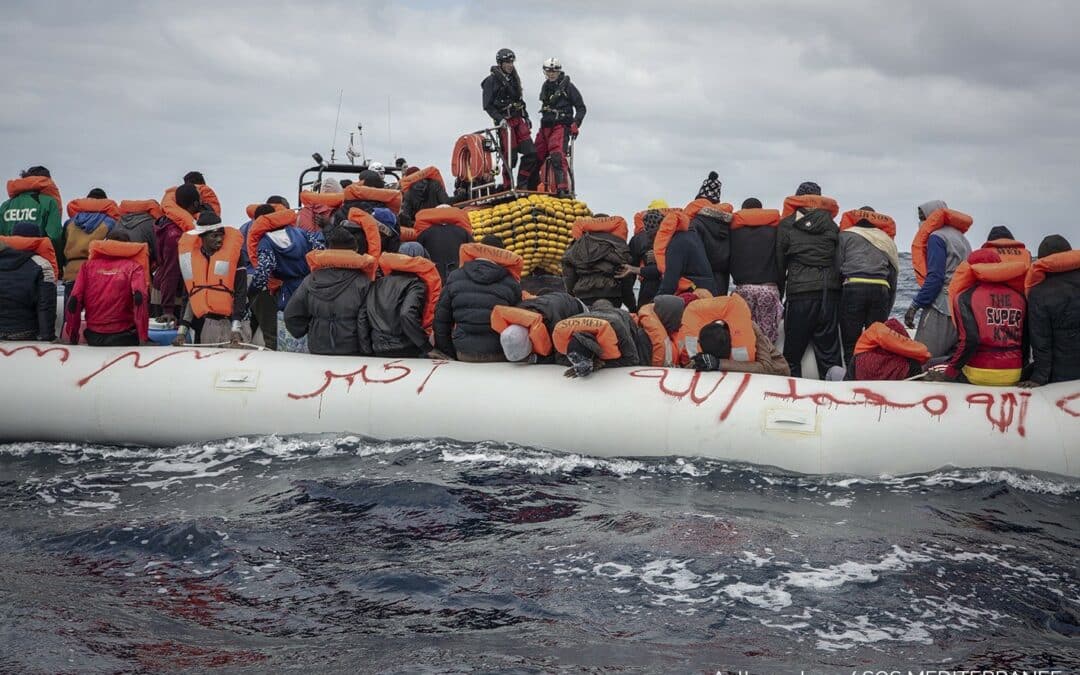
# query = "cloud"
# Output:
<box><xmin>1</xmin><ymin>0</ymin><xmax>1076</xmax><ymax>246</ymax></box>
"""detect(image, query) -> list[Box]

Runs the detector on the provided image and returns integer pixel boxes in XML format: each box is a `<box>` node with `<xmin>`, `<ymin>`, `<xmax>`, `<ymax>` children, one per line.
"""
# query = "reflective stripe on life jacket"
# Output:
<box><xmin>305</xmin><ymin>249</ymin><xmax>378</xmax><ymax>280</ymax></box>
<box><xmin>911</xmin><ymin>208</ymin><xmax>973</xmax><ymax>285</ymax></box>
<box><xmin>634</xmin><ymin>304</ymin><xmax>675</xmax><ymax>367</ymax></box>
<box><xmin>981</xmin><ymin>239</ymin><xmax>1031</xmax><ymax>267</ymax></box>
<box><xmin>66</xmin><ymin>198</ymin><xmax>120</xmax><ymax>220</ymax></box>
<box><xmin>379</xmin><ymin>252</ymin><xmax>442</xmax><ymax>331</ymax></box>
<box><xmin>118</xmin><ymin>199</ymin><xmax>163</xmax><ymax>220</ymax></box>
<box><xmin>552</xmin><ymin>316</ymin><xmax>622</xmax><ymax>360</ymax></box>
<box><xmin>684</xmin><ymin>199</ymin><xmax>732</xmax><ymax>222</ymax></box>
<box><xmin>0</xmin><ymin>235</ymin><xmax>58</xmax><ymax>277</ymax></box>
<box><xmin>731</xmin><ymin>208</ymin><xmax>781</xmax><ymax>230</ymax></box>
<box><xmin>840</xmin><ymin>209</ymin><xmax>896</xmax><ymax>239</ymax></box>
<box><xmin>1025</xmin><ymin>249</ymin><xmax>1080</xmax><ymax>294</ymax></box>
<box><xmin>7</xmin><ymin>176</ymin><xmax>62</xmax><ymax>211</ymax></box>
<box><xmin>400</xmin><ymin>166</ymin><xmax>445</xmax><ymax>194</ymax></box>
<box><xmin>676</xmin><ymin>294</ymin><xmax>757</xmax><ymax>364</ymax></box>
<box><xmin>459</xmin><ymin>242</ymin><xmax>524</xmax><ymax>280</ymax></box>
<box><xmin>491</xmin><ymin>305</ymin><xmax>553</xmax><ymax>356</ymax></box>
<box><xmin>653</xmin><ymin>210</ymin><xmax>693</xmax><ymax>293</ymax></box>
<box><xmin>413</xmin><ymin>207</ymin><xmax>472</xmax><ymax>236</ymax></box>
<box><xmin>571</xmin><ymin>216</ymin><xmax>628</xmax><ymax>241</ymax></box>
<box><xmin>781</xmin><ymin>194</ymin><xmax>840</xmax><ymax>219</ymax></box>
<box><xmin>178</xmin><ymin>228</ymin><xmax>242</xmax><ymax>318</ymax></box>
<box><xmin>343</xmin><ymin>183</ymin><xmax>402</xmax><ymax>214</ymax></box>
<box><xmin>854</xmin><ymin>322</ymin><xmax>930</xmax><ymax>363</ymax></box>
<box><xmin>88</xmin><ymin>240</ymin><xmax>151</xmax><ymax>285</ymax></box>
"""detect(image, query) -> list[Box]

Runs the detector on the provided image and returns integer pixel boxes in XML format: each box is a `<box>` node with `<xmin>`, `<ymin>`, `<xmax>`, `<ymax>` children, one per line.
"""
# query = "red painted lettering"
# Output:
<box><xmin>965</xmin><ymin>391</ymin><xmax>1030</xmax><ymax>437</ymax></box>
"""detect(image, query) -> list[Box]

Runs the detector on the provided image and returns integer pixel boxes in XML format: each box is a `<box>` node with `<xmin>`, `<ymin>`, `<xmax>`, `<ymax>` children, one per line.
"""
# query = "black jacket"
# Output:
<box><xmin>367</xmin><ymin>272</ymin><xmax>430</xmax><ymax>357</ymax></box>
<box><xmin>730</xmin><ymin>223</ymin><xmax>780</xmax><ymax>287</ymax></box>
<box><xmin>1027</xmin><ymin>267</ymin><xmax>1080</xmax><ymax>385</ymax></box>
<box><xmin>587</xmin><ymin>305</ymin><xmax>651</xmax><ymax>368</ymax></box>
<box><xmin>657</xmin><ymin>230</ymin><xmax>718</xmax><ymax>297</ymax></box>
<box><xmin>562</xmin><ymin>232</ymin><xmax>631</xmax><ymax>303</ymax></box>
<box><xmin>399</xmin><ymin>179</ymin><xmax>451</xmax><ymax>229</ymax></box>
<box><xmin>539</xmin><ymin>73</ymin><xmax>586</xmax><ymax>127</ymax></box>
<box><xmin>520</xmin><ymin>291</ymin><xmax>584</xmax><ymax>364</ymax></box>
<box><xmin>284</xmin><ymin>268</ymin><xmax>372</xmax><ymax>356</ymax></box>
<box><xmin>629</xmin><ymin>229</ymin><xmax>660</xmax><ymax>306</ymax></box>
<box><xmin>434</xmin><ymin>260</ymin><xmax>522</xmax><ymax>358</ymax></box>
<box><xmin>690</xmin><ymin>207</ymin><xmax>731</xmax><ymax>295</ymax></box>
<box><xmin>482</xmin><ymin>66</ymin><xmax>528</xmax><ymax>124</ymax></box>
<box><xmin>776</xmin><ymin>209</ymin><xmax>841</xmax><ymax>297</ymax></box>
<box><xmin>0</xmin><ymin>246</ymin><xmax>56</xmax><ymax>340</ymax></box>
<box><xmin>418</xmin><ymin>225</ymin><xmax>474</xmax><ymax>282</ymax></box>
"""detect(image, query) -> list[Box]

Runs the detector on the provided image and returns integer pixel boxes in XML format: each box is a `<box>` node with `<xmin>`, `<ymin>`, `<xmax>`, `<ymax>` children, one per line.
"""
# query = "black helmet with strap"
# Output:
<box><xmin>496</xmin><ymin>48</ymin><xmax>515</xmax><ymax>64</ymax></box>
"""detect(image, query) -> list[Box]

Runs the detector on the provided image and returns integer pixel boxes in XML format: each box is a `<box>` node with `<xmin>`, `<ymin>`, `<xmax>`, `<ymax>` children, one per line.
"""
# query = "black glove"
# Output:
<box><xmin>524</xmin><ymin>117</ymin><xmax>532</xmax><ymax>130</ymax></box>
<box><xmin>691</xmin><ymin>353</ymin><xmax>721</xmax><ymax>372</ymax></box>
<box><xmin>904</xmin><ymin>303</ymin><xmax>920</xmax><ymax>330</ymax></box>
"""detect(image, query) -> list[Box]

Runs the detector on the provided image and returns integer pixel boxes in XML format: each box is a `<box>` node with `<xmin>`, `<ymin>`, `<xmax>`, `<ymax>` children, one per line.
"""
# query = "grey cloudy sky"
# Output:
<box><xmin>1</xmin><ymin>0</ymin><xmax>1077</xmax><ymax>246</ymax></box>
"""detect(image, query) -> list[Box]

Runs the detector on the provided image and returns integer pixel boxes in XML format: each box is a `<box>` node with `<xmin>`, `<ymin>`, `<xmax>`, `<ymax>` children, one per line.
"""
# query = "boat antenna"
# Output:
<box><xmin>329</xmin><ymin>89</ymin><xmax>343</xmax><ymax>163</ymax></box>
<box><xmin>347</xmin><ymin>123</ymin><xmax>366</xmax><ymax>166</ymax></box>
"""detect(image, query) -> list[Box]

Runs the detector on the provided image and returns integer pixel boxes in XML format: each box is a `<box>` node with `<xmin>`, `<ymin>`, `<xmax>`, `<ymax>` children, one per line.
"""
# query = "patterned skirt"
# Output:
<box><xmin>733</xmin><ymin>283</ymin><xmax>783</xmax><ymax>344</ymax></box>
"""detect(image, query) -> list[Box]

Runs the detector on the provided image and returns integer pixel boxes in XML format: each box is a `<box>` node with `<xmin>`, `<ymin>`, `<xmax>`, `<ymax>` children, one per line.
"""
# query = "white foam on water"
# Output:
<box><xmin>721</xmin><ymin>581</ymin><xmax>793</xmax><ymax>611</ymax></box>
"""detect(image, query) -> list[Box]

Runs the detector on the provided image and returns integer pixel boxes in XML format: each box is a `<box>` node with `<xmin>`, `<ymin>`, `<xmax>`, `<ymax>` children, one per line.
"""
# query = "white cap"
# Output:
<box><xmin>500</xmin><ymin>324</ymin><xmax>532</xmax><ymax>362</ymax></box>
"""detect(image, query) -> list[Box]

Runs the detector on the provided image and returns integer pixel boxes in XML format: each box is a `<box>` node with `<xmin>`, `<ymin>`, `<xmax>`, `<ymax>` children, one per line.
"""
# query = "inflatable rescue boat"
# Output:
<box><xmin>1</xmin><ymin>343</ymin><xmax>1077</xmax><ymax>478</ymax></box>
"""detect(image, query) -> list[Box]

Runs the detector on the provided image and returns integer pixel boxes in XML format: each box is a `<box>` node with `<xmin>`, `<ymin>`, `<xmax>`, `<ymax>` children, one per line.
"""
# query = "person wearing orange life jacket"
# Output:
<box><xmin>60</xmin><ymin>189</ymin><xmax>119</xmax><ymax>289</ymax></box>
<box><xmin>298</xmin><ymin>178</ymin><xmax>342</xmax><ymax>234</ymax></box>
<box><xmin>687</xmin><ymin>172</ymin><xmax>732</xmax><ymax>295</ymax></box>
<box><xmin>482</xmin><ymin>49</ymin><xmax>538</xmax><ymax>191</ymax></box>
<box><xmin>678</xmin><ymin>293</ymin><xmax>789</xmax><ymax>376</ymax></box>
<box><xmin>1018</xmin><ymin>235</ymin><xmax>1080</xmax><ymax>387</ymax></box>
<box><xmin>0</xmin><ymin>221</ymin><xmax>57</xmax><ymax>342</ymax></box>
<box><xmin>622</xmin><ymin>210</ymin><xmax>717</xmax><ymax>298</ymax></box>
<box><xmin>837</xmin><ymin>206</ymin><xmax>900</xmax><ymax>367</ymax></box>
<box><xmin>248</xmin><ymin>204</ymin><xmax>324</xmax><ymax>317</ymax></box>
<box><xmin>181</xmin><ymin>171</ymin><xmax>222</xmax><ymax>217</ymax></box>
<box><xmin>534</xmin><ymin>57</ymin><xmax>585</xmax><ymax>197</ymax></box>
<box><xmin>925</xmin><ymin>248</ymin><xmax>1027</xmax><ymax>385</ymax></box>
<box><xmin>904</xmin><ymin>200</ymin><xmax>973</xmax><ymax>358</ymax></box>
<box><xmin>399</xmin><ymin>166</ymin><xmax>451</xmax><ymax>229</ymax></box>
<box><xmin>434</xmin><ymin>240</ymin><xmax>523</xmax><ymax>362</ymax></box>
<box><xmin>284</xmin><ymin>225</ymin><xmax>376</xmax><ymax>356</ymax></box>
<box><xmin>154</xmin><ymin>183</ymin><xmax>210</xmax><ymax>324</ymax></box>
<box><xmin>1</xmin><ymin>166</ymin><xmax>64</xmax><ymax>259</ymax></box>
<box><xmin>367</xmin><ymin>242</ymin><xmax>445</xmax><ymax>358</ymax></box>
<box><xmin>729</xmin><ymin>197</ymin><xmax>784</xmax><ymax>344</ymax></box>
<box><xmin>633</xmin><ymin>294</ymin><xmax>689</xmax><ymax>367</ymax></box>
<box><xmin>493</xmin><ymin>291</ymin><xmax>585</xmax><ymax>364</ymax></box>
<box><xmin>845</xmin><ymin>318</ymin><xmax>930</xmax><ymax>381</ymax></box>
<box><xmin>415</xmin><ymin>205</ymin><xmax>474</xmax><ymax>282</ymax></box>
<box><xmin>114</xmin><ymin>199</ymin><xmax>161</xmax><ymax>267</ymax></box>
<box><xmin>173</xmin><ymin>212</ymin><xmax>250</xmax><ymax>347</ymax></box>
<box><xmin>562</xmin><ymin>215</ymin><xmax>635</xmax><ymax>310</ymax></box>
<box><xmin>63</xmin><ymin>230</ymin><xmax>151</xmax><ymax>347</ymax></box>
<box><xmin>553</xmin><ymin>300</ymin><xmax>651</xmax><ymax>378</ymax></box>
<box><xmin>625</xmin><ymin>204</ymin><xmax>669</xmax><ymax>307</ymax></box>
<box><xmin>776</xmin><ymin>181</ymin><xmax>842</xmax><ymax>378</ymax></box>
<box><xmin>981</xmin><ymin>225</ymin><xmax>1031</xmax><ymax>266</ymax></box>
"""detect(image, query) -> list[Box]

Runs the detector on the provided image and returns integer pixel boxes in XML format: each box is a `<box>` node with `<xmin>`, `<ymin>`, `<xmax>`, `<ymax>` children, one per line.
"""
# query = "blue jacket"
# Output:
<box><xmin>253</xmin><ymin>227</ymin><xmax>324</xmax><ymax>309</ymax></box>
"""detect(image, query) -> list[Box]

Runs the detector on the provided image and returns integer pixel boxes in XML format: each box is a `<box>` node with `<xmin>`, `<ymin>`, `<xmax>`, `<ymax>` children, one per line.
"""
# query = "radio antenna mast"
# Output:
<box><xmin>329</xmin><ymin>89</ymin><xmax>343</xmax><ymax>163</ymax></box>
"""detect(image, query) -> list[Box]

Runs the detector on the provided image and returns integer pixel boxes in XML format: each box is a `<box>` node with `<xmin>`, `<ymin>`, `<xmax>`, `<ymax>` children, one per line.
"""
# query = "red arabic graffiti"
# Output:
<box><xmin>628</xmin><ymin>368</ymin><xmax>751</xmax><ymax>422</ymax></box>
<box><xmin>288</xmin><ymin>360</ymin><xmax>446</xmax><ymax>400</ymax></box>
<box><xmin>77</xmin><ymin>349</ymin><xmax>249</xmax><ymax>387</ymax></box>
<box><xmin>966</xmin><ymin>391</ymin><xmax>1030</xmax><ymax>437</ymax></box>
<box><xmin>763</xmin><ymin>378</ymin><xmax>949</xmax><ymax>418</ymax></box>
<box><xmin>1057</xmin><ymin>393</ymin><xmax>1080</xmax><ymax>418</ymax></box>
<box><xmin>0</xmin><ymin>344</ymin><xmax>71</xmax><ymax>362</ymax></box>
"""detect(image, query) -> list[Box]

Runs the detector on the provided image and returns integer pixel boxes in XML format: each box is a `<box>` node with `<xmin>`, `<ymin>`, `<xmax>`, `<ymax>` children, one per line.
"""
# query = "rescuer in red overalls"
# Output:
<box><xmin>481</xmin><ymin>48</ymin><xmax>537</xmax><ymax>190</ymax></box>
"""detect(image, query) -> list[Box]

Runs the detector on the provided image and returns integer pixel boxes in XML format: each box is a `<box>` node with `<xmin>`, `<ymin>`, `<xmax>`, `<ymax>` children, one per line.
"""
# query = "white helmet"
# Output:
<box><xmin>367</xmin><ymin>161</ymin><xmax>384</xmax><ymax>175</ymax></box>
<box><xmin>542</xmin><ymin>57</ymin><xmax>562</xmax><ymax>72</ymax></box>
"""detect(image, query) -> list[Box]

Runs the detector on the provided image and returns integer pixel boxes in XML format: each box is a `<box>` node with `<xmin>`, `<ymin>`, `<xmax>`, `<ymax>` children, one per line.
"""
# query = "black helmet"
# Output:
<box><xmin>496</xmin><ymin>48</ymin><xmax>516</xmax><ymax>64</ymax></box>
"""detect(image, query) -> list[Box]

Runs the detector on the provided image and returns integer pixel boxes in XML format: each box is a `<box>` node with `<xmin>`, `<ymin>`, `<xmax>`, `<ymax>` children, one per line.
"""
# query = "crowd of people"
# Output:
<box><xmin>0</xmin><ymin>49</ymin><xmax>1077</xmax><ymax>387</ymax></box>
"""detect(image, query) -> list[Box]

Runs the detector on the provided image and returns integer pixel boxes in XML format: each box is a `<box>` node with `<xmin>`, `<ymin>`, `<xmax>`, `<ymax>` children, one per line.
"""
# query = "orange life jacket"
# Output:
<box><xmin>731</xmin><ymin>208</ymin><xmax>781</xmax><ymax>230</ymax></box>
<box><xmin>571</xmin><ymin>215</ymin><xmax>628</xmax><ymax>241</ymax></box>
<box><xmin>118</xmin><ymin>199</ymin><xmax>163</xmax><ymax>220</ymax></box>
<box><xmin>66</xmin><ymin>197</ymin><xmax>120</xmax><ymax>220</ymax></box>
<box><xmin>676</xmin><ymin>294</ymin><xmax>757</xmax><ymax>364</ymax></box>
<box><xmin>854</xmin><ymin>321</ymin><xmax>931</xmax><ymax>363</ymax></box>
<box><xmin>245</xmin><ymin>202</ymin><xmax>288</xmax><ymax>220</ymax></box>
<box><xmin>305</xmin><ymin>249</ymin><xmax>378</xmax><ymax>280</ymax></box>
<box><xmin>911</xmin><ymin>208</ymin><xmax>973</xmax><ymax>285</ymax></box>
<box><xmin>490</xmin><ymin>305</ymin><xmax>553</xmax><ymax>356</ymax></box>
<box><xmin>347</xmin><ymin>208</ymin><xmax>383</xmax><ymax>259</ymax></box>
<box><xmin>948</xmin><ymin>259</ymin><xmax>1028</xmax><ymax>312</ymax></box>
<box><xmin>981</xmin><ymin>239</ymin><xmax>1031</xmax><ymax>267</ymax></box>
<box><xmin>178</xmin><ymin>227</ymin><xmax>243</xmax><ymax>318</ymax></box>
<box><xmin>459</xmin><ymin>242</ymin><xmax>524</xmax><ymax>280</ymax></box>
<box><xmin>400</xmin><ymin>166</ymin><xmax>445</xmax><ymax>194</ymax></box>
<box><xmin>840</xmin><ymin>209</ymin><xmax>896</xmax><ymax>239</ymax></box>
<box><xmin>0</xmin><ymin>236</ymin><xmax>59</xmax><ymax>277</ymax></box>
<box><xmin>451</xmin><ymin>134</ymin><xmax>493</xmax><ymax>181</ymax></box>
<box><xmin>634</xmin><ymin>304</ymin><xmax>675</xmax><ymax>367</ymax></box>
<box><xmin>379</xmin><ymin>252</ymin><xmax>443</xmax><ymax>331</ymax></box>
<box><xmin>196</xmin><ymin>184</ymin><xmax>222</xmax><ymax>216</ymax></box>
<box><xmin>246</xmin><ymin>210</ymin><xmax>300</xmax><ymax>289</ymax></box>
<box><xmin>552</xmin><ymin>316</ymin><xmax>622</xmax><ymax>360</ymax></box>
<box><xmin>7</xmin><ymin>176</ymin><xmax>63</xmax><ymax>211</ymax></box>
<box><xmin>1025</xmin><ymin>249</ymin><xmax>1080</xmax><ymax>295</ymax></box>
<box><xmin>88</xmin><ymin>240</ymin><xmax>151</xmax><ymax>285</ymax></box>
<box><xmin>299</xmin><ymin>190</ymin><xmax>346</xmax><ymax>210</ymax></box>
<box><xmin>632</xmin><ymin>207</ymin><xmax>681</xmax><ymax>235</ymax></box>
<box><xmin>343</xmin><ymin>183</ymin><xmax>402</xmax><ymax>214</ymax></box>
<box><xmin>684</xmin><ymin>199</ymin><xmax>733</xmax><ymax>222</ymax></box>
<box><xmin>653</xmin><ymin>210</ymin><xmax>694</xmax><ymax>293</ymax></box>
<box><xmin>413</xmin><ymin>206</ymin><xmax>473</xmax><ymax>237</ymax></box>
<box><xmin>781</xmin><ymin>194</ymin><xmax>840</xmax><ymax>219</ymax></box>
<box><xmin>160</xmin><ymin>187</ymin><xmax>196</xmax><ymax>232</ymax></box>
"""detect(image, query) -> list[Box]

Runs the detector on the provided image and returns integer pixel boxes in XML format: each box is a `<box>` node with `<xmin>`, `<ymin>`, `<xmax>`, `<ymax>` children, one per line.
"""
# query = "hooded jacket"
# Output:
<box><xmin>399</xmin><ymin>178</ymin><xmax>451</xmax><ymax>229</ymax></box>
<box><xmin>561</xmin><ymin>232</ymin><xmax>631</xmax><ymax>302</ymax></box>
<box><xmin>0</xmin><ymin>246</ymin><xmax>56</xmax><ymax>340</ymax></box>
<box><xmin>418</xmin><ymin>223</ymin><xmax>473</xmax><ymax>282</ymax></box>
<box><xmin>64</xmin><ymin>247</ymin><xmax>150</xmax><ymax>343</ymax></box>
<box><xmin>1</xmin><ymin>179</ymin><xmax>63</xmax><ymax>259</ymax></box>
<box><xmin>482</xmin><ymin>65</ymin><xmax>528</xmax><ymax>124</ymax></box>
<box><xmin>434</xmin><ymin>259</ymin><xmax>522</xmax><ymax>357</ymax></box>
<box><xmin>690</xmin><ymin>206</ymin><xmax>731</xmax><ymax>295</ymax></box>
<box><xmin>539</xmin><ymin>73</ymin><xmax>586</xmax><ymax>127</ymax></box>
<box><xmin>582</xmin><ymin>305</ymin><xmax>652</xmax><ymax>368</ymax></box>
<box><xmin>113</xmin><ymin>212</ymin><xmax>158</xmax><ymax>266</ymax></box>
<box><xmin>367</xmin><ymin>273</ymin><xmax>431</xmax><ymax>357</ymax></box>
<box><xmin>61</xmin><ymin>200</ymin><xmax>119</xmax><ymax>282</ymax></box>
<box><xmin>284</xmin><ymin>265</ymin><xmax>373</xmax><ymax>356</ymax></box>
<box><xmin>520</xmin><ymin>291</ymin><xmax>586</xmax><ymax>363</ymax></box>
<box><xmin>776</xmin><ymin>208</ymin><xmax>840</xmax><ymax>297</ymax></box>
